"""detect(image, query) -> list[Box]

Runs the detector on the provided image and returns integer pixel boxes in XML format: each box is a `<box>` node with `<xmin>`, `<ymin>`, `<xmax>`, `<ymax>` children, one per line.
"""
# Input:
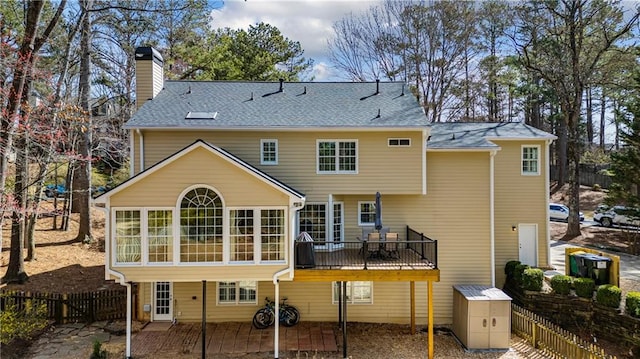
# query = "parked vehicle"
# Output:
<box><xmin>594</xmin><ymin>205</ymin><xmax>640</xmax><ymax>227</ymax></box>
<box><xmin>550</xmin><ymin>203</ymin><xmax>584</xmax><ymax>222</ymax></box>
<box><xmin>44</xmin><ymin>184</ymin><xmax>67</xmax><ymax>198</ymax></box>
<box><xmin>253</xmin><ymin>297</ymin><xmax>300</xmax><ymax>329</ymax></box>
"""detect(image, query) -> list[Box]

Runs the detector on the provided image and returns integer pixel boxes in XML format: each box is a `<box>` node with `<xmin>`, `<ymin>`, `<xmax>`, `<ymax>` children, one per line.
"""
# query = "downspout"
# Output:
<box><xmin>129</xmin><ymin>130</ymin><xmax>135</xmax><ymax>177</ymax></box>
<box><xmin>136</xmin><ymin>129</ymin><xmax>144</xmax><ymax>172</ymax></box>
<box><xmin>545</xmin><ymin>139</ymin><xmax>552</xmax><ymax>267</ymax></box>
<box><xmin>272</xmin><ymin>200</ymin><xmax>305</xmax><ymax>359</ymax></box>
<box><xmin>490</xmin><ymin>150</ymin><xmax>497</xmax><ymax>287</ymax></box>
<box><xmin>97</xmin><ymin>204</ymin><xmax>133</xmax><ymax>359</ymax></box>
<box><xmin>422</xmin><ymin>129</ymin><xmax>428</xmax><ymax>194</ymax></box>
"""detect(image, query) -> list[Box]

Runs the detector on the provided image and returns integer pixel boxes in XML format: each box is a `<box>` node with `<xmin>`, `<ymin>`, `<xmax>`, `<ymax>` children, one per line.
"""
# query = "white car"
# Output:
<box><xmin>550</xmin><ymin>203</ymin><xmax>584</xmax><ymax>222</ymax></box>
<box><xmin>594</xmin><ymin>206</ymin><xmax>640</xmax><ymax>227</ymax></box>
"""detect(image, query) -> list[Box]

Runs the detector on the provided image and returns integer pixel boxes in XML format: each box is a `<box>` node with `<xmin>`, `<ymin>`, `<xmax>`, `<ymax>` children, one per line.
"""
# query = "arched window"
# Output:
<box><xmin>179</xmin><ymin>187</ymin><xmax>223</xmax><ymax>262</ymax></box>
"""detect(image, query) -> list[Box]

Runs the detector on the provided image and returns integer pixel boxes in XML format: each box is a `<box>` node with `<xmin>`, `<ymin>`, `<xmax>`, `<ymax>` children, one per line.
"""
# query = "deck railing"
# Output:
<box><xmin>294</xmin><ymin>228</ymin><xmax>437</xmax><ymax>270</ymax></box>
<box><xmin>406</xmin><ymin>226</ymin><xmax>438</xmax><ymax>268</ymax></box>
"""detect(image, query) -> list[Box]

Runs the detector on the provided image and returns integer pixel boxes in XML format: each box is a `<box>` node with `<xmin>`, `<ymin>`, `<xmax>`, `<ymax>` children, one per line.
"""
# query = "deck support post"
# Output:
<box><xmin>428</xmin><ymin>281</ymin><xmax>434</xmax><ymax>359</ymax></box>
<box><xmin>410</xmin><ymin>281</ymin><xmax>416</xmax><ymax>334</ymax></box>
<box><xmin>202</xmin><ymin>280</ymin><xmax>206</xmax><ymax>359</ymax></box>
<box><xmin>342</xmin><ymin>281</ymin><xmax>348</xmax><ymax>359</ymax></box>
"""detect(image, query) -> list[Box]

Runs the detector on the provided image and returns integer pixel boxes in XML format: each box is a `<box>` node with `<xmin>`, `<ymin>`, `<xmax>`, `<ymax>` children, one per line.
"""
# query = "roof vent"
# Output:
<box><xmin>376</xmin><ymin>79</ymin><xmax>380</xmax><ymax>95</ymax></box>
<box><xmin>279</xmin><ymin>78</ymin><xmax>284</xmax><ymax>92</ymax></box>
<box><xmin>186</xmin><ymin>111</ymin><xmax>218</xmax><ymax>120</ymax></box>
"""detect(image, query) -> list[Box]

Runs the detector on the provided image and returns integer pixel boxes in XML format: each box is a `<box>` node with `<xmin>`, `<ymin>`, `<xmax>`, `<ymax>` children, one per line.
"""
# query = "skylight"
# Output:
<box><xmin>185</xmin><ymin>111</ymin><xmax>218</xmax><ymax>120</ymax></box>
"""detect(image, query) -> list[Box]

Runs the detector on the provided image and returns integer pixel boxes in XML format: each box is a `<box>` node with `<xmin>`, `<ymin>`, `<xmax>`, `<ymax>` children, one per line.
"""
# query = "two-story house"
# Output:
<box><xmin>94</xmin><ymin>47</ymin><xmax>555</xmax><ymax>358</ymax></box>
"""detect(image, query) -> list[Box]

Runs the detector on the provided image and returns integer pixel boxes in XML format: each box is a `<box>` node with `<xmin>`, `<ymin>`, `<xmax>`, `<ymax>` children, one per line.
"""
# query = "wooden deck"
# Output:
<box><xmin>132</xmin><ymin>321</ymin><xmax>338</xmax><ymax>357</ymax></box>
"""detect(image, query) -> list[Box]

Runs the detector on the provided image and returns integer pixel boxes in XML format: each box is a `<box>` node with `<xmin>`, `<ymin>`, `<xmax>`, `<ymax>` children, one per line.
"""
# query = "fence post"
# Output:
<box><xmin>532</xmin><ymin>322</ymin><xmax>537</xmax><ymax>349</ymax></box>
<box><xmin>363</xmin><ymin>240</ymin><xmax>368</xmax><ymax>270</ymax></box>
<box><xmin>62</xmin><ymin>293</ymin><xmax>68</xmax><ymax>324</ymax></box>
<box><xmin>89</xmin><ymin>292</ymin><xmax>95</xmax><ymax>323</ymax></box>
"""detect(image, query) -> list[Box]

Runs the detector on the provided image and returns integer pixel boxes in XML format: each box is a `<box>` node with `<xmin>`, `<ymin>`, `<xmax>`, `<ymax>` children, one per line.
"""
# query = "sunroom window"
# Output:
<box><xmin>115</xmin><ymin>210</ymin><xmax>141</xmax><ymax>264</ymax></box>
<box><xmin>180</xmin><ymin>187</ymin><xmax>223</xmax><ymax>262</ymax></box>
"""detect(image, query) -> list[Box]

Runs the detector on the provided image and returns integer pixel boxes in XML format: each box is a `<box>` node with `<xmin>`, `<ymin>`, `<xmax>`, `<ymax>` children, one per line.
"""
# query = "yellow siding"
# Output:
<box><xmin>139</xmin><ymin>130</ymin><xmax>423</xmax><ymax>195</ymax></box>
<box><xmin>110</xmin><ymin>146</ymin><xmax>289</xmax><ymax>207</ymax></box>
<box><xmin>144</xmin><ymin>281</ymin><xmax>434</xmax><ymax>324</ymax></box>
<box><xmin>493</xmin><ymin>140</ymin><xmax>549</xmax><ymax>286</ymax></box>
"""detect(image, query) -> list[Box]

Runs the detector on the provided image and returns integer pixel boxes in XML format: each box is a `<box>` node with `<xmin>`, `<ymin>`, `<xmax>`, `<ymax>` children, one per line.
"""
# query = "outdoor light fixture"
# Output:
<box><xmin>512</xmin><ymin>225</ymin><xmax>517</xmax><ymax>232</ymax></box>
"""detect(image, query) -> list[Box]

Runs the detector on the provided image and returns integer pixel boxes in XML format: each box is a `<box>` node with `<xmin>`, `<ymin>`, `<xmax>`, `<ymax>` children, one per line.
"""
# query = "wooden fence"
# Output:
<box><xmin>550</xmin><ymin>164</ymin><xmax>612</xmax><ymax>189</ymax></box>
<box><xmin>512</xmin><ymin>303</ymin><xmax>617</xmax><ymax>359</ymax></box>
<box><xmin>0</xmin><ymin>289</ymin><xmax>126</xmax><ymax>324</ymax></box>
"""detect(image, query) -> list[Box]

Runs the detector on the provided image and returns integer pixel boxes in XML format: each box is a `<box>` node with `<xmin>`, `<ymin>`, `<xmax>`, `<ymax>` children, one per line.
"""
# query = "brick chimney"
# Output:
<box><xmin>134</xmin><ymin>46</ymin><xmax>164</xmax><ymax>109</ymax></box>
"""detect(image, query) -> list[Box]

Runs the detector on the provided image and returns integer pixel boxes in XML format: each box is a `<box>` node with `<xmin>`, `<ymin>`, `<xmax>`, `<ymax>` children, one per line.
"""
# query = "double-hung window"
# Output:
<box><xmin>218</xmin><ymin>281</ymin><xmax>257</xmax><ymax>305</ymax></box>
<box><xmin>522</xmin><ymin>145</ymin><xmax>540</xmax><ymax>175</ymax></box>
<box><xmin>358</xmin><ymin>202</ymin><xmax>376</xmax><ymax>226</ymax></box>
<box><xmin>261</xmin><ymin>139</ymin><xmax>278</xmax><ymax>165</ymax></box>
<box><xmin>317</xmin><ymin>140</ymin><xmax>357</xmax><ymax>174</ymax></box>
<box><xmin>332</xmin><ymin>281</ymin><xmax>372</xmax><ymax>304</ymax></box>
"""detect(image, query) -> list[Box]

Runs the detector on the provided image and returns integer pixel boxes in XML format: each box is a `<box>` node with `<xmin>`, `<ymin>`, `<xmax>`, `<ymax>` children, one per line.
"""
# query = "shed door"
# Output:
<box><xmin>154</xmin><ymin>282</ymin><xmax>173</xmax><ymax>321</ymax></box>
<box><xmin>518</xmin><ymin>224</ymin><xmax>537</xmax><ymax>266</ymax></box>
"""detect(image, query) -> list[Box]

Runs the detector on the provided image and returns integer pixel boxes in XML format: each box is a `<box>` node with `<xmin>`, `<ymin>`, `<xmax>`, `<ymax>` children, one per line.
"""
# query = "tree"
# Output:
<box><xmin>2</xmin><ymin>0</ymin><xmax>68</xmax><ymax>284</ymax></box>
<box><xmin>607</xmin><ymin>70</ymin><xmax>640</xmax><ymax>210</ymax></box>
<box><xmin>176</xmin><ymin>22</ymin><xmax>313</xmax><ymax>81</ymax></box>
<box><xmin>512</xmin><ymin>0</ymin><xmax>639</xmax><ymax>238</ymax></box>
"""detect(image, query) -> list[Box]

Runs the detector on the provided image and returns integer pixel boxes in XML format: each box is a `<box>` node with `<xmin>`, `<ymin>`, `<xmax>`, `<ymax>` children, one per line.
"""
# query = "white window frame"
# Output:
<box><xmin>113</xmin><ymin>208</ymin><xmax>143</xmax><ymax>266</ymax></box>
<box><xmin>388</xmin><ymin>138</ymin><xmax>411</xmax><ymax>147</ymax></box>
<box><xmin>260</xmin><ymin>139</ymin><xmax>278</xmax><ymax>165</ymax></box>
<box><xmin>226</xmin><ymin>206</ymin><xmax>287</xmax><ymax>264</ymax></box>
<box><xmin>332</xmin><ymin>281</ymin><xmax>373</xmax><ymax>304</ymax></box>
<box><xmin>298</xmin><ymin>202</ymin><xmax>343</xmax><ymax>250</ymax></box>
<box><xmin>217</xmin><ymin>281</ymin><xmax>258</xmax><ymax>305</ymax></box>
<box><xmin>113</xmin><ymin>207</ymin><xmax>177</xmax><ymax>267</ymax></box>
<box><xmin>316</xmin><ymin>139</ymin><xmax>358</xmax><ymax>174</ymax></box>
<box><xmin>358</xmin><ymin>201</ymin><xmax>376</xmax><ymax>226</ymax></box>
<box><xmin>521</xmin><ymin>145</ymin><xmax>540</xmax><ymax>176</ymax></box>
<box><xmin>146</xmin><ymin>208</ymin><xmax>174</xmax><ymax>265</ymax></box>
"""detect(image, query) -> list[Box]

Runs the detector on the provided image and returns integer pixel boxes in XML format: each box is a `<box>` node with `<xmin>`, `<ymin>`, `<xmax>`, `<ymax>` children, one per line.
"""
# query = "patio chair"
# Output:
<box><xmin>380</xmin><ymin>227</ymin><xmax>390</xmax><ymax>240</ymax></box>
<box><xmin>367</xmin><ymin>232</ymin><xmax>381</xmax><ymax>258</ymax></box>
<box><xmin>384</xmin><ymin>232</ymin><xmax>399</xmax><ymax>258</ymax></box>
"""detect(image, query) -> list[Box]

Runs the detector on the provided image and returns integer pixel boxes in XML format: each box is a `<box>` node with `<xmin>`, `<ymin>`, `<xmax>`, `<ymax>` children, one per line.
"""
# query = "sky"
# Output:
<box><xmin>210</xmin><ymin>0</ymin><xmax>383</xmax><ymax>81</ymax></box>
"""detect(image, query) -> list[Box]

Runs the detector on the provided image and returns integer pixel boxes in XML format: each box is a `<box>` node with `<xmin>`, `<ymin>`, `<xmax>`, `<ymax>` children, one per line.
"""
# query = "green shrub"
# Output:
<box><xmin>504</xmin><ymin>260</ymin><xmax>521</xmax><ymax>280</ymax></box>
<box><xmin>574</xmin><ymin>278</ymin><xmax>595</xmax><ymax>299</ymax></box>
<box><xmin>595</xmin><ymin>284</ymin><xmax>621</xmax><ymax>308</ymax></box>
<box><xmin>550</xmin><ymin>275</ymin><xmax>572</xmax><ymax>295</ymax></box>
<box><xmin>513</xmin><ymin>264</ymin><xmax>529</xmax><ymax>286</ymax></box>
<box><xmin>0</xmin><ymin>299</ymin><xmax>48</xmax><ymax>344</ymax></box>
<box><xmin>625</xmin><ymin>292</ymin><xmax>640</xmax><ymax>318</ymax></box>
<box><xmin>90</xmin><ymin>339</ymin><xmax>107</xmax><ymax>359</ymax></box>
<box><xmin>522</xmin><ymin>268</ymin><xmax>543</xmax><ymax>291</ymax></box>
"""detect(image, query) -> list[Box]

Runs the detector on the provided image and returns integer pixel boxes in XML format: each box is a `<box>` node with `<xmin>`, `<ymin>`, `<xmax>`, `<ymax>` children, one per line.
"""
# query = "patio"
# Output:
<box><xmin>131</xmin><ymin>321</ymin><xmax>338</xmax><ymax>357</ymax></box>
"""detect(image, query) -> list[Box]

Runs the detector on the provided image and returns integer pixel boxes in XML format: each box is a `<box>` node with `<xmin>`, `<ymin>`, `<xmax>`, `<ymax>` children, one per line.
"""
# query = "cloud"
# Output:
<box><xmin>210</xmin><ymin>0</ymin><xmax>381</xmax><ymax>80</ymax></box>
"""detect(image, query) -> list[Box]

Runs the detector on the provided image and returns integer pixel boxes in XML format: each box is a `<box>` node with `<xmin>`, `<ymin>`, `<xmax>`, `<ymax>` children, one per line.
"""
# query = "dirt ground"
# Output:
<box><xmin>1</xmin><ymin>186</ymin><xmax>637</xmax><ymax>358</ymax></box>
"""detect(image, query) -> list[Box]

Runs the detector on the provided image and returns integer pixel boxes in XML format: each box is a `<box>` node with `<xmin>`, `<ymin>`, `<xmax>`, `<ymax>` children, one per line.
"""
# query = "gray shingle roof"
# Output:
<box><xmin>428</xmin><ymin>122</ymin><xmax>556</xmax><ymax>149</ymax></box>
<box><xmin>124</xmin><ymin>81</ymin><xmax>428</xmax><ymax>129</ymax></box>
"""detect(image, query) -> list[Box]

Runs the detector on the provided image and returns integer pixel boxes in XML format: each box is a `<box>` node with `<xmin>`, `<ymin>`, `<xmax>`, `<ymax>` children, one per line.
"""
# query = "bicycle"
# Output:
<box><xmin>252</xmin><ymin>297</ymin><xmax>300</xmax><ymax>329</ymax></box>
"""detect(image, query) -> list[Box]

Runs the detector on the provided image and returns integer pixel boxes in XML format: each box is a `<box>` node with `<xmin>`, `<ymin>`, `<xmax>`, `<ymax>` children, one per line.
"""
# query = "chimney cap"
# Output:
<box><xmin>135</xmin><ymin>46</ymin><xmax>163</xmax><ymax>64</ymax></box>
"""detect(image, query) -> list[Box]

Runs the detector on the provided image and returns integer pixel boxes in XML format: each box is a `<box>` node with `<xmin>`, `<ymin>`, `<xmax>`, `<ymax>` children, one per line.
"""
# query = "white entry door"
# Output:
<box><xmin>154</xmin><ymin>282</ymin><xmax>173</xmax><ymax>321</ymax></box>
<box><xmin>518</xmin><ymin>224</ymin><xmax>538</xmax><ymax>266</ymax></box>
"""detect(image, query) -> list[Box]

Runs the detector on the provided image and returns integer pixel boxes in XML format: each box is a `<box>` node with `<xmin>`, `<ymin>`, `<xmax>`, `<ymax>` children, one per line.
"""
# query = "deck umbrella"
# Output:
<box><xmin>374</xmin><ymin>192</ymin><xmax>382</xmax><ymax>231</ymax></box>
